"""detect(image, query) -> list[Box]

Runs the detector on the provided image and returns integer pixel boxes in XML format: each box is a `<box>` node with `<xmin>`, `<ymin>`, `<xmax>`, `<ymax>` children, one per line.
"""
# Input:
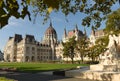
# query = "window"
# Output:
<box><xmin>25</xmin><ymin>56</ymin><xmax>29</xmax><ymax>62</ymax></box>
<box><xmin>26</xmin><ymin>47</ymin><xmax>30</xmax><ymax>54</ymax></box>
<box><xmin>32</xmin><ymin>47</ymin><xmax>35</xmax><ymax>51</ymax></box>
<box><xmin>37</xmin><ymin>56</ymin><xmax>40</xmax><ymax>61</ymax></box>
<box><xmin>31</xmin><ymin>56</ymin><xmax>35</xmax><ymax>61</ymax></box>
<box><xmin>26</xmin><ymin>47</ymin><xmax>29</xmax><ymax>51</ymax></box>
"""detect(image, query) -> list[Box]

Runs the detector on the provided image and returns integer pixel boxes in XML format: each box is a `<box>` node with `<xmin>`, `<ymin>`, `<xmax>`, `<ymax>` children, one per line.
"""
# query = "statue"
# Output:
<box><xmin>100</xmin><ymin>35</ymin><xmax>119</xmax><ymax>65</ymax></box>
<box><xmin>90</xmin><ymin>34</ymin><xmax>120</xmax><ymax>72</ymax></box>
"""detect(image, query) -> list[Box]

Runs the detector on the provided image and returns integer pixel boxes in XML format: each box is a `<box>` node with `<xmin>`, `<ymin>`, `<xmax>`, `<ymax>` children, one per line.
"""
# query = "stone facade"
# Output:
<box><xmin>0</xmin><ymin>50</ymin><xmax>3</xmax><ymax>60</ymax></box>
<box><xmin>90</xmin><ymin>34</ymin><xmax>120</xmax><ymax>71</ymax></box>
<box><xmin>4</xmin><ymin>23</ymin><xmax>85</xmax><ymax>62</ymax></box>
<box><xmin>62</xmin><ymin>25</ymin><xmax>85</xmax><ymax>42</ymax></box>
<box><xmin>89</xmin><ymin>29</ymin><xmax>105</xmax><ymax>45</ymax></box>
<box><xmin>4</xmin><ymin>23</ymin><xmax>59</xmax><ymax>62</ymax></box>
<box><xmin>62</xmin><ymin>25</ymin><xmax>86</xmax><ymax>61</ymax></box>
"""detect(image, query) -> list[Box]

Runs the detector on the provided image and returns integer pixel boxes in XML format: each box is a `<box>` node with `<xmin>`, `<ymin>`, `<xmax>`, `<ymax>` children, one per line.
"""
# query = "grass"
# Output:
<box><xmin>0</xmin><ymin>62</ymin><xmax>89</xmax><ymax>73</ymax></box>
<box><xmin>0</xmin><ymin>77</ymin><xmax>14</xmax><ymax>81</ymax></box>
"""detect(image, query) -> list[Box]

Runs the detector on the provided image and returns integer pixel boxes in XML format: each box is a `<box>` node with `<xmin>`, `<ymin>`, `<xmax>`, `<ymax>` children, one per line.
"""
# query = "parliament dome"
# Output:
<box><xmin>45</xmin><ymin>26</ymin><xmax>57</xmax><ymax>35</ymax></box>
<box><xmin>44</xmin><ymin>22</ymin><xmax>57</xmax><ymax>39</ymax></box>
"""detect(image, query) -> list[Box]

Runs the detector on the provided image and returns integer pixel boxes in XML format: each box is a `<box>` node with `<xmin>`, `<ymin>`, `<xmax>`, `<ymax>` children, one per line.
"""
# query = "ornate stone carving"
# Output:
<box><xmin>91</xmin><ymin>34</ymin><xmax>120</xmax><ymax>71</ymax></box>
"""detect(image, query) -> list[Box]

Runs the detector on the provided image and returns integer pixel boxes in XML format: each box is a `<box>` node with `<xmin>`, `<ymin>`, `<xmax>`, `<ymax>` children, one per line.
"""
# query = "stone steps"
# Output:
<box><xmin>65</xmin><ymin>68</ymin><xmax>120</xmax><ymax>81</ymax></box>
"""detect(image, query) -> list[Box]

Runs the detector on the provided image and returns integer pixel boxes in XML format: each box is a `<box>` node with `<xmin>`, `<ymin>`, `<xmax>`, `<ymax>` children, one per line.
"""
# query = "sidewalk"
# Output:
<box><xmin>0</xmin><ymin>70</ymin><xmax>93</xmax><ymax>81</ymax></box>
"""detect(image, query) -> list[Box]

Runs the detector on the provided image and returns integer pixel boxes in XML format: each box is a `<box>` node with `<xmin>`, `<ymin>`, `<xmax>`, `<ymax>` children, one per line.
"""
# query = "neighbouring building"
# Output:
<box><xmin>62</xmin><ymin>25</ymin><xmax>85</xmax><ymax>42</ymax></box>
<box><xmin>89</xmin><ymin>29</ymin><xmax>105</xmax><ymax>45</ymax></box>
<box><xmin>4</xmin><ymin>23</ymin><xmax>86</xmax><ymax>62</ymax></box>
<box><xmin>61</xmin><ymin>25</ymin><xmax>86</xmax><ymax>61</ymax></box>
<box><xmin>0</xmin><ymin>50</ymin><xmax>3</xmax><ymax>61</ymax></box>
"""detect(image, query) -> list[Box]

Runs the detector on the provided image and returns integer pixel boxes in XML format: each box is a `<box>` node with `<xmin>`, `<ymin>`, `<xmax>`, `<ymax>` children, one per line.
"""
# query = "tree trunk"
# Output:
<box><xmin>71</xmin><ymin>57</ymin><xmax>74</xmax><ymax>64</ymax></box>
<box><xmin>81</xmin><ymin>54</ymin><xmax>84</xmax><ymax>64</ymax></box>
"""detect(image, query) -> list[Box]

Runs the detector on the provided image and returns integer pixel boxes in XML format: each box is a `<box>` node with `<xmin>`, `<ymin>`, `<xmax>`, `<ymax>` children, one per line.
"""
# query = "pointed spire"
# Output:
<box><xmin>64</xmin><ymin>27</ymin><xmax>67</xmax><ymax>38</ymax></box>
<box><xmin>91</xmin><ymin>26</ymin><xmax>95</xmax><ymax>36</ymax></box>
<box><xmin>75</xmin><ymin>24</ymin><xmax>78</xmax><ymax>31</ymax></box>
<box><xmin>84</xmin><ymin>27</ymin><xmax>87</xmax><ymax>36</ymax></box>
<box><xmin>50</xmin><ymin>19</ymin><xmax>52</xmax><ymax>27</ymax></box>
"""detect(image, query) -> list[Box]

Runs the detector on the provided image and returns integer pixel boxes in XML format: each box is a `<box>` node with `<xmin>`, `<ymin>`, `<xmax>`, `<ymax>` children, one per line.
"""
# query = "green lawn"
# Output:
<box><xmin>0</xmin><ymin>62</ymin><xmax>89</xmax><ymax>73</ymax></box>
<box><xmin>0</xmin><ymin>77</ymin><xmax>14</xmax><ymax>81</ymax></box>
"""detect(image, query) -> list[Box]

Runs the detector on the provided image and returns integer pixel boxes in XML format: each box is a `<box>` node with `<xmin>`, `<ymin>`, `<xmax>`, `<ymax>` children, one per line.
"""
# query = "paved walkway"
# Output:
<box><xmin>0</xmin><ymin>71</ymin><xmax>94</xmax><ymax>81</ymax></box>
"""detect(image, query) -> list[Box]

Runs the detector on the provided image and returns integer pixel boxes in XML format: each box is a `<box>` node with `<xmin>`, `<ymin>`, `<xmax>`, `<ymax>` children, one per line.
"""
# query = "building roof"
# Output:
<box><xmin>14</xmin><ymin>34</ymin><xmax>22</xmax><ymax>42</ymax></box>
<box><xmin>45</xmin><ymin>23</ymin><xmax>57</xmax><ymax>36</ymax></box>
<box><xmin>9</xmin><ymin>37</ymin><xmax>13</xmax><ymax>40</ymax></box>
<box><xmin>0</xmin><ymin>50</ymin><xmax>2</xmax><ymax>54</ymax></box>
<box><xmin>91</xmin><ymin>29</ymin><xmax>104</xmax><ymax>37</ymax></box>
<box><xmin>25</xmin><ymin>34</ymin><xmax>35</xmax><ymax>42</ymax></box>
<box><xmin>67</xmin><ymin>29</ymin><xmax>84</xmax><ymax>37</ymax></box>
<box><xmin>78</xmin><ymin>30</ymin><xmax>84</xmax><ymax>36</ymax></box>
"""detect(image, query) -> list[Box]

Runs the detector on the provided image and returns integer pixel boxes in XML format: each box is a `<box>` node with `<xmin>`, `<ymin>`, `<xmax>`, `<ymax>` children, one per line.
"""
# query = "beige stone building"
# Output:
<box><xmin>62</xmin><ymin>25</ymin><xmax>85</xmax><ymax>42</ymax></box>
<box><xmin>4</xmin><ymin>23</ymin><xmax>85</xmax><ymax>62</ymax></box>
<box><xmin>89</xmin><ymin>29</ymin><xmax>105</xmax><ymax>45</ymax></box>
<box><xmin>61</xmin><ymin>25</ymin><xmax>86</xmax><ymax>61</ymax></box>
<box><xmin>4</xmin><ymin>23</ymin><xmax>59</xmax><ymax>62</ymax></box>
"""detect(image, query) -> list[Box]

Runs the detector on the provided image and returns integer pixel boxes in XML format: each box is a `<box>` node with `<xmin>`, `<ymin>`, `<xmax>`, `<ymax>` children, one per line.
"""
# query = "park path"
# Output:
<box><xmin>0</xmin><ymin>71</ymin><xmax>94</xmax><ymax>81</ymax></box>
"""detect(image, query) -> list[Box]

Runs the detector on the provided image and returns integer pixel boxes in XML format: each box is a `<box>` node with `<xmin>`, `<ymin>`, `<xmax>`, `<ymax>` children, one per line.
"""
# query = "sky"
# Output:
<box><xmin>0</xmin><ymin>2</ymin><xmax>119</xmax><ymax>51</ymax></box>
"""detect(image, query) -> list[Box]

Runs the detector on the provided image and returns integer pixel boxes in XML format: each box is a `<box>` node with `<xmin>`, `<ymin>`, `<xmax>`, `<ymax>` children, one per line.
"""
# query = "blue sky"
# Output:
<box><xmin>0</xmin><ymin>2</ymin><xmax>119</xmax><ymax>51</ymax></box>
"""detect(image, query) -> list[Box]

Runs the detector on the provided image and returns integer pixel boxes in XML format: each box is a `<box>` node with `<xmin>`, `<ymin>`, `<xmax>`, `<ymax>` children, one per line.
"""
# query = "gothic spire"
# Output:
<box><xmin>91</xmin><ymin>26</ymin><xmax>95</xmax><ymax>36</ymax></box>
<box><xmin>84</xmin><ymin>27</ymin><xmax>87</xmax><ymax>36</ymax></box>
<box><xmin>75</xmin><ymin>24</ymin><xmax>78</xmax><ymax>31</ymax></box>
<box><xmin>64</xmin><ymin>27</ymin><xmax>67</xmax><ymax>38</ymax></box>
<box><xmin>50</xmin><ymin>19</ymin><xmax>52</xmax><ymax>27</ymax></box>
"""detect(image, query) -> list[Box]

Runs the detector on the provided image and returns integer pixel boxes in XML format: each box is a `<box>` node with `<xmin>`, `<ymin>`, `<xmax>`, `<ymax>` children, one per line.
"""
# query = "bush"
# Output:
<box><xmin>84</xmin><ymin>61</ymin><xmax>99</xmax><ymax>64</ymax></box>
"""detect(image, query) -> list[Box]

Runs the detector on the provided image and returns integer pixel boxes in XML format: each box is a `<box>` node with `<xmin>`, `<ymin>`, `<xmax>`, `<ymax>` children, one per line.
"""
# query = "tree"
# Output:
<box><xmin>76</xmin><ymin>36</ymin><xmax>89</xmax><ymax>63</ymax></box>
<box><xmin>62</xmin><ymin>36</ymin><xmax>76</xmax><ymax>64</ymax></box>
<box><xmin>0</xmin><ymin>0</ymin><xmax>119</xmax><ymax>29</ymax></box>
<box><xmin>0</xmin><ymin>0</ymin><xmax>31</xmax><ymax>28</ymax></box>
<box><xmin>32</xmin><ymin>0</ymin><xmax>118</xmax><ymax>29</ymax></box>
<box><xmin>87</xmin><ymin>45</ymin><xmax>98</xmax><ymax>62</ymax></box>
<box><xmin>87</xmin><ymin>36</ymin><xmax>108</xmax><ymax>63</ymax></box>
<box><xmin>105</xmin><ymin>8</ymin><xmax>120</xmax><ymax>35</ymax></box>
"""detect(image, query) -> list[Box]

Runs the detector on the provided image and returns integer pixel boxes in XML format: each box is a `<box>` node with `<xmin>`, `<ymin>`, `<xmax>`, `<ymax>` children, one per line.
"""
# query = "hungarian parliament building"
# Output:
<box><xmin>4</xmin><ymin>22</ymin><xmax>104</xmax><ymax>62</ymax></box>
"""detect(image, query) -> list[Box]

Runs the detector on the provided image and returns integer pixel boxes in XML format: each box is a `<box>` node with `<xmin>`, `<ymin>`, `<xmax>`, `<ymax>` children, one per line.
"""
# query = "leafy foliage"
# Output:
<box><xmin>62</xmin><ymin>36</ymin><xmax>76</xmax><ymax>64</ymax></box>
<box><xmin>105</xmin><ymin>8</ymin><xmax>120</xmax><ymax>35</ymax></box>
<box><xmin>0</xmin><ymin>0</ymin><xmax>31</xmax><ymax>28</ymax></box>
<box><xmin>87</xmin><ymin>36</ymin><xmax>108</xmax><ymax>62</ymax></box>
<box><xmin>0</xmin><ymin>0</ymin><xmax>118</xmax><ymax>29</ymax></box>
<box><xmin>32</xmin><ymin>0</ymin><xmax>118</xmax><ymax>28</ymax></box>
<box><xmin>76</xmin><ymin>36</ymin><xmax>89</xmax><ymax>63</ymax></box>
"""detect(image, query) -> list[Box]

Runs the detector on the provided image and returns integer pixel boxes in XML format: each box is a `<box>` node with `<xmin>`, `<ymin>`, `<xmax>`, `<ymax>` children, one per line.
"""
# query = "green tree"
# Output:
<box><xmin>76</xmin><ymin>36</ymin><xmax>89</xmax><ymax>63</ymax></box>
<box><xmin>0</xmin><ymin>0</ymin><xmax>119</xmax><ymax>29</ymax></box>
<box><xmin>62</xmin><ymin>36</ymin><xmax>76</xmax><ymax>64</ymax></box>
<box><xmin>32</xmin><ymin>0</ymin><xmax>118</xmax><ymax>29</ymax></box>
<box><xmin>87</xmin><ymin>36</ymin><xmax>108</xmax><ymax>63</ymax></box>
<box><xmin>0</xmin><ymin>0</ymin><xmax>31</xmax><ymax>28</ymax></box>
<box><xmin>105</xmin><ymin>8</ymin><xmax>120</xmax><ymax>35</ymax></box>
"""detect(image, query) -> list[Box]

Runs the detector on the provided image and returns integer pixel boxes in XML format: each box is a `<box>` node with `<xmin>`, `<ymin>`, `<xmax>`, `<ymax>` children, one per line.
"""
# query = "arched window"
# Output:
<box><xmin>31</xmin><ymin>56</ymin><xmax>35</xmax><ymax>62</ymax></box>
<box><xmin>37</xmin><ymin>56</ymin><xmax>40</xmax><ymax>61</ymax></box>
<box><xmin>25</xmin><ymin>56</ymin><xmax>29</xmax><ymax>62</ymax></box>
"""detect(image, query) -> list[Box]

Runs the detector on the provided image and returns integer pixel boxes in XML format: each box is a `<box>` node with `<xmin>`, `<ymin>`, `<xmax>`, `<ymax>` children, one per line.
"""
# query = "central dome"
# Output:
<box><xmin>45</xmin><ymin>23</ymin><xmax>57</xmax><ymax>36</ymax></box>
<box><xmin>45</xmin><ymin>26</ymin><xmax>56</xmax><ymax>35</ymax></box>
<box><xmin>44</xmin><ymin>22</ymin><xmax>57</xmax><ymax>40</ymax></box>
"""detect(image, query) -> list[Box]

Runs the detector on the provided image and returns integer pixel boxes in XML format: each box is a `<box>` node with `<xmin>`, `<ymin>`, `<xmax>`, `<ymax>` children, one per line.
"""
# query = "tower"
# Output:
<box><xmin>43</xmin><ymin>22</ymin><xmax>58</xmax><ymax>60</ymax></box>
<box><xmin>63</xmin><ymin>28</ymin><xmax>68</xmax><ymax>42</ymax></box>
